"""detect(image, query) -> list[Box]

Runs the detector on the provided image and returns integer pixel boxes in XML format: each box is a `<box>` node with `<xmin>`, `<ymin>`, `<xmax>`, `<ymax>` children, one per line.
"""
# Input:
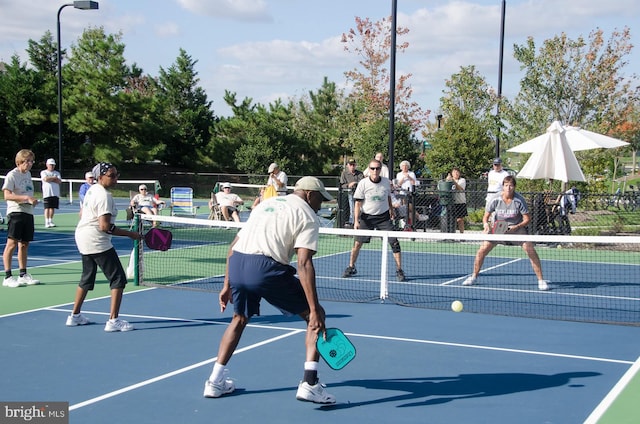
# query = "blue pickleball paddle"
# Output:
<box><xmin>316</xmin><ymin>328</ymin><xmax>356</xmax><ymax>370</ymax></box>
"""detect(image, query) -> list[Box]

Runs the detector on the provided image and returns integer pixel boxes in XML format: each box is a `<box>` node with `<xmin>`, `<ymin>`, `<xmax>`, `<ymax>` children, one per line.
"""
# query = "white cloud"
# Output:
<box><xmin>155</xmin><ymin>22</ymin><xmax>180</xmax><ymax>38</ymax></box>
<box><xmin>177</xmin><ymin>0</ymin><xmax>272</xmax><ymax>22</ymax></box>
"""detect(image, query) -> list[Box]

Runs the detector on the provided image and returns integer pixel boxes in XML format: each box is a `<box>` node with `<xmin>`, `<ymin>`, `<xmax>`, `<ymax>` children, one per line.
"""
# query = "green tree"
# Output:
<box><xmin>424</xmin><ymin>66</ymin><xmax>497</xmax><ymax>179</ymax></box>
<box><xmin>293</xmin><ymin>77</ymin><xmax>350</xmax><ymax>174</ymax></box>
<box><xmin>0</xmin><ymin>54</ymin><xmax>52</xmax><ymax>165</ymax></box>
<box><xmin>63</xmin><ymin>27</ymin><xmax>134</xmax><ymax>164</ymax></box>
<box><xmin>154</xmin><ymin>48</ymin><xmax>215</xmax><ymax>168</ymax></box>
<box><xmin>425</xmin><ymin>109</ymin><xmax>494</xmax><ymax>179</ymax></box>
<box><xmin>504</xmin><ymin>28</ymin><xmax>639</xmax><ymax>146</ymax></box>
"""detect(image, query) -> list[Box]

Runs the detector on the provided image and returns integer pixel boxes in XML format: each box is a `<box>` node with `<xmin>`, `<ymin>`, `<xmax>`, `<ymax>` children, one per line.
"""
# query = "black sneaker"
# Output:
<box><xmin>396</xmin><ymin>269</ymin><xmax>406</xmax><ymax>282</ymax></box>
<box><xmin>342</xmin><ymin>266</ymin><xmax>357</xmax><ymax>278</ymax></box>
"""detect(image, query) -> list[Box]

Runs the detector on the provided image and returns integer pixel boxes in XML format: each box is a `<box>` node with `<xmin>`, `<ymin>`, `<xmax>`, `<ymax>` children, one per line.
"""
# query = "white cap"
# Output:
<box><xmin>268</xmin><ymin>163</ymin><xmax>278</xmax><ymax>173</ymax></box>
<box><xmin>84</xmin><ymin>171</ymin><xmax>94</xmax><ymax>178</ymax></box>
<box><xmin>46</xmin><ymin>158</ymin><xmax>56</xmax><ymax>165</ymax></box>
<box><xmin>294</xmin><ymin>176</ymin><xmax>333</xmax><ymax>201</ymax></box>
<box><xmin>220</xmin><ymin>182</ymin><xmax>231</xmax><ymax>189</ymax></box>
<box><xmin>139</xmin><ymin>184</ymin><xmax>147</xmax><ymax>190</ymax></box>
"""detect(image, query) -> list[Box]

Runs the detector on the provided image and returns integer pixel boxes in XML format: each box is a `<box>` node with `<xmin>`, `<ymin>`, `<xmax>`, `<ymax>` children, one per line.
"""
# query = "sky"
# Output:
<box><xmin>1</xmin><ymin>0</ymin><xmax>639</xmax><ymax>120</ymax></box>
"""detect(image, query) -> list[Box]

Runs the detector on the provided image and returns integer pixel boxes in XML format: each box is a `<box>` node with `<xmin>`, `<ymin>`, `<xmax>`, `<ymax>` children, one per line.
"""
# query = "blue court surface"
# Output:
<box><xmin>1</xmin><ymin>204</ymin><xmax>639</xmax><ymax>423</ymax></box>
<box><xmin>1</xmin><ymin>288</ymin><xmax>639</xmax><ymax>423</ymax></box>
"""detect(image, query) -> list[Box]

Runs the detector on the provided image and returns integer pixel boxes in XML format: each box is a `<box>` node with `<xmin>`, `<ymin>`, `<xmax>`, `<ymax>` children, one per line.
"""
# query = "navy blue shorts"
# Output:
<box><xmin>228</xmin><ymin>252</ymin><xmax>309</xmax><ymax>318</ymax></box>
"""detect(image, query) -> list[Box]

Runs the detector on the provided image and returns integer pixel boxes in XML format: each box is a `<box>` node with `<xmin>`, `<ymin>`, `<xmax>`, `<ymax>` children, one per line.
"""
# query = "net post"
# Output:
<box><xmin>380</xmin><ymin>232</ymin><xmax>389</xmax><ymax>300</ymax></box>
<box><xmin>133</xmin><ymin>214</ymin><xmax>140</xmax><ymax>286</ymax></box>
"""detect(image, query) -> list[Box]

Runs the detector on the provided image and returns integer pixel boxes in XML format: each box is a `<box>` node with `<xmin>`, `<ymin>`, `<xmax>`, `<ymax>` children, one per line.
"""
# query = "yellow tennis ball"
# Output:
<box><xmin>451</xmin><ymin>300</ymin><xmax>463</xmax><ymax>312</ymax></box>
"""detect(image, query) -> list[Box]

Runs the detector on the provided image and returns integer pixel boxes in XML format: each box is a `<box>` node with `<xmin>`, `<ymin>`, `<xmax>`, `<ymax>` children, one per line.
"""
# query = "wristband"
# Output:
<box><xmin>106</xmin><ymin>224</ymin><xmax>116</xmax><ymax>234</ymax></box>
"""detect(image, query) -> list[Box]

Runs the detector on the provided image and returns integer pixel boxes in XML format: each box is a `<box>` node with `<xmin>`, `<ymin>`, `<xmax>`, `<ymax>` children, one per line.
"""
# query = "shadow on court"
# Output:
<box><xmin>319</xmin><ymin>371</ymin><xmax>601</xmax><ymax>410</ymax></box>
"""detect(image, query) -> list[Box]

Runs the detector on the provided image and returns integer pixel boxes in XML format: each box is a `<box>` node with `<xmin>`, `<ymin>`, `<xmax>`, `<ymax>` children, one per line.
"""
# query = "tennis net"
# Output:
<box><xmin>135</xmin><ymin>214</ymin><xmax>640</xmax><ymax>326</ymax></box>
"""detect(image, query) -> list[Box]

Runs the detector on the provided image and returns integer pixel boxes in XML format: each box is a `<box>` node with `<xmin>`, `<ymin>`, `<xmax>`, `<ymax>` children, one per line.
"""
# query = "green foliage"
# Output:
<box><xmin>0</xmin><ymin>54</ymin><xmax>54</xmax><ymax>166</ymax></box>
<box><xmin>1</xmin><ymin>23</ymin><xmax>637</xmax><ymax>182</ymax></box>
<box><xmin>154</xmin><ymin>48</ymin><xmax>215</xmax><ymax>168</ymax></box>
<box><xmin>426</xmin><ymin>110</ymin><xmax>494</xmax><ymax>179</ymax></box>
<box><xmin>504</xmin><ymin>28</ymin><xmax>639</xmax><ymax>148</ymax></box>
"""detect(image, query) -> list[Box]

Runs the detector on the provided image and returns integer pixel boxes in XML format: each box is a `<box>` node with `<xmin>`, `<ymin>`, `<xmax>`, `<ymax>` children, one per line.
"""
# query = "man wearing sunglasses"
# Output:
<box><xmin>342</xmin><ymin>159</ymin><xmax>406</xmax><ymax>282</ymax></box>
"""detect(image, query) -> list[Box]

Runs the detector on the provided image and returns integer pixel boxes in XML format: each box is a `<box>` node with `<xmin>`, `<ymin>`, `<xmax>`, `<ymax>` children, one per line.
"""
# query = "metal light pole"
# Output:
<box><xmin>387</xmin><ymin>0</ymin><xmax>398</xmax><ymax>175</ymax></box>
<box><xmin>57</xmin><ymin>1</ymin><xmax>99</xmax><ymax>175</ymax></box>
<box><xmin>495</xmin><ymin>0</ymin><xmax>506</xmax><ymax>158</ymax></box>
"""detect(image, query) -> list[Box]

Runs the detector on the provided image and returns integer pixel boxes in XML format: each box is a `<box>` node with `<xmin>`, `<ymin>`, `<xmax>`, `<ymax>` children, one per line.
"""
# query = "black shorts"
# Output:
<box><xmin>79</xmin><ymin>248</ymin><xmax>128</xmax><ymax>291</ymax></box>
<box><xmin>7</xmin><ymin>212</ymin><xmax>35</xmax><ymax>242</ymax></box>
<box><xmin>452</xmin><ymin>203</ymin><xmax>468</xmax><ymax>219</ymax></box>
<box><xmin>355</xmin><ymin>212</ymin><xmax>400</xmax><ymax>253</ymax></box>
<box><xmin>43</xmin><ymin>196</ymin><xmax>60</xmax><ymax>209</ymax></box>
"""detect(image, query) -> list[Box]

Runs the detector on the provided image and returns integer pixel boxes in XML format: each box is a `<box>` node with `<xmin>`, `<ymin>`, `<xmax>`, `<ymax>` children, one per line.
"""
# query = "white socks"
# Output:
<box><xmin>209</xmin><ymin>362</ymin><xmax>226</xmax><ymax>383</ymax></box>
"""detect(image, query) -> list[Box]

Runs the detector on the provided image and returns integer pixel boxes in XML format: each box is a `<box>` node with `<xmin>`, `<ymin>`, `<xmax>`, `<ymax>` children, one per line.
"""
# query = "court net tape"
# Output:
<box><xmin>134</xmin><ymin>214</ymin><xmax>640</xmax><ymax>326</ymax></box>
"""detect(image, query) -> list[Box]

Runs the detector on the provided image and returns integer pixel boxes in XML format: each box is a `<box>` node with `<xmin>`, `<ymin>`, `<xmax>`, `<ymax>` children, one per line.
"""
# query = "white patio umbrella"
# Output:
<box><xmin>508</xmin><ymin>121</ymin><xmax>586</xmax><ymax>182</ymax></box>
<box><xmin>508</xmin><ymin>120</ymin><xmax>630</xmax><ymax>153</ymax></box>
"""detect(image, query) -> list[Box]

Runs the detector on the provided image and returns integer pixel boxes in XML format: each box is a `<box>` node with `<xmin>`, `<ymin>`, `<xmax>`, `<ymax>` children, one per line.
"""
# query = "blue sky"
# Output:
<box><xmin>1</xmin><ymin>0</ymin><xmax>638</xmax><ymax>119</ymax></box>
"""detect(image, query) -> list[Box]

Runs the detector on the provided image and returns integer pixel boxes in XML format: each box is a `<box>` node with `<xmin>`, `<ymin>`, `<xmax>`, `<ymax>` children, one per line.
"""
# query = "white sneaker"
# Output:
<box><xmin>296</xmin><ymin>381</ymin><xmax>336</xmax><ymax>404</ymax></box>
<box><xmin>49</xmin><ymin>222</ymin><xmax>56</xmax><ymax>228</ymax></box>
<box><xmin>203</xmin><ymin>378</ymin><xmax>235</xmax><ymax>398</ymax></box>
<box><xmin>104</xmin><ymin>318</ymin><xmax>134</xmax><ymax>332</ymax></box>
<box><xmin>462</xmin><ymin>275</ymin><xmax>476</xmax><ymax>286</ymax></box>
<box><xmin>538</xmin><ymin>280</ymin><xmax>550</xmax><ymax>291</ymax></box>
<box><xmin>17</xmin><ymin>273</ymin><xmax>40</xmax><ymax>285</ymax></box>
<box><xmin>66</xmin><ymin>314</ymin><xmax>91</xmax><ymax>326</ymax></box>
<box><xmin>2</xmin><ymin>276</ymin><xmax>23</xmax><ymax>288</ymax></box>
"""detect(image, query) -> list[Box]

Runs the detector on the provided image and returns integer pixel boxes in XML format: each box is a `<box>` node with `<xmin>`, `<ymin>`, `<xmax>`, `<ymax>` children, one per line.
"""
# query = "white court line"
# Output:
<box><xmin>349</xmin><ymin>333</ymin><xmax>634</xmax><ymax>365</ymax></box>
<box><xmin>15</xmin><ymin>297</ymin><xmax>640</xmax><ymax>413</ymax></box>
<box><xmin>44</xmin><ymin>307</ymin><xmax>634</xmax><ymax>412</ymax></box>
<box><xmin>69</xmin><ymin>329</ymin><xmax>304</xmax><ymax>411</ymax></box>
<box><xmin>583</xmin><ymin>355</ymin><xmax>640</xmax><ymax>423</ymax></box>
<box><xmin>441</xmin><ymin>258</ymin><xmax>523</xmax><ymax>286</ymax></box>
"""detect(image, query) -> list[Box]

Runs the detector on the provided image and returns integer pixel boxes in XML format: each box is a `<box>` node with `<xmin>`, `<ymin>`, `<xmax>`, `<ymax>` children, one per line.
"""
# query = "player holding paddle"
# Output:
<box><xmin>204</xmin><ymin>176</ymin><xmax>337</xmax><ymax>404</ymax></box>
<box><xmin>463</xmin><ymin>175</ymin><xmax>550</xmax><ymax>291</ymax></box>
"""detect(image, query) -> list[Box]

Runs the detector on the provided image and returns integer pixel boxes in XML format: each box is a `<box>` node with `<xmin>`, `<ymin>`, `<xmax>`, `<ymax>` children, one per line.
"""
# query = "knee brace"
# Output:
<box><xmin>390</xmin><ymin>238</ymin><xmax>401</xmax><ymax>253</ymax></box>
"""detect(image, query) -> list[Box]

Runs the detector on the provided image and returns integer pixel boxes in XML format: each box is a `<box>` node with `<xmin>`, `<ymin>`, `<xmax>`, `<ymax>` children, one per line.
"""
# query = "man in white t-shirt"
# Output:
<box><xmin>203</xmin><ymin>177</ymin><xmax>337</xmax><ymax>404</ymax></box>
<box><xmin>267</xmin><ymin>162</ymin><xmax>288</xmax><ymax>196</ymax></box>
<box><xmin>41</xmin><ymin>158</ymin><xmax>61</xmax><ymax>228</ymax></box>
<box><xmin>363</xmin><ymin>152</ymin><xmax>390</xmax><ymax>179</ymax></box>
<box><xmin>214</xmin><ymin>182</ymin><xmax>243</xmax><ymax>222</ymax></box>
<box><xmin>342</xmin><ymin>159</ymin><xmax>406</xmax><ymax>282</ymax></box>
<box><xmin>486</xmin><ymin>157</ymin><xmax>509</xmax><ymax>204</ymax></box>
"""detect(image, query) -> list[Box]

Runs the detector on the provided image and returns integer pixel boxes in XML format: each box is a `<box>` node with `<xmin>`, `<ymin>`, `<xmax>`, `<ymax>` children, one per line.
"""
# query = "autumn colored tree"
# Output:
<box><xmin>341</xmin><ymin>16</ymin><xmax>427</xmax><ymax>173</ymax></box>
<box><xmin>342</xmin><ymin>16</ymin><xmax>428</xmax><ymax>130</ymax></box>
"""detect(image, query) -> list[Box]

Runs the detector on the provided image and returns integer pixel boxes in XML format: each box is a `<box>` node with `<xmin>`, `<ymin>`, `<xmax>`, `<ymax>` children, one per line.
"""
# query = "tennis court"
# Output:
<box><xmin>0</xmin><ymin>205</ymin><xmax>639</xmax><ymax>423</ymax></box>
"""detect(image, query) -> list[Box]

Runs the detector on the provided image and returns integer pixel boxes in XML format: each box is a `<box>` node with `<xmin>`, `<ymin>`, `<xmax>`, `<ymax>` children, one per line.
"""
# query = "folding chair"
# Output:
<box><xmin>208</xmin><ymin>192</ymin><xmax>223</xmax><ymax>220</ymax></box>
<box><xmin>170</xmin><ymin>187</ymin><xmax>199</xmax><ymax>218</ymax></box>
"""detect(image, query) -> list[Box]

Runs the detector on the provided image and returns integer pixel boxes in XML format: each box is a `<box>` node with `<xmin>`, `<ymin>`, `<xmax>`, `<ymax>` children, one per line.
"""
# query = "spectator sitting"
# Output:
<box><xmin>130</xmin><ymin>184</ymin><xmax>165</xmax><ymax>225</ymax></box>
<box><xmin>214</xmin><ymin>182</ymin><xmax>243</xmax><ymax>222</ymax></box>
